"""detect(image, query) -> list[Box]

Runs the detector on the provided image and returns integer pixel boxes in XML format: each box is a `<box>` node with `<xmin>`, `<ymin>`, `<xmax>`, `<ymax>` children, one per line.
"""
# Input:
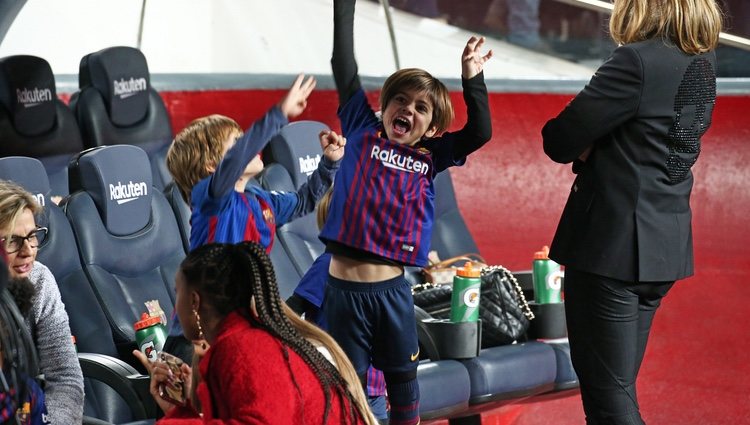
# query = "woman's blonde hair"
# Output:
<box><xmin>166</xmin><ymin>114</ymin><xmax>243</xmax><ymax>203</ymax></box>
<box><xmin>316</xmin><ymin>186</ymin><xmax>334</xmax><ymax>230</ymax></box>
<box><xmin>0</xmin><ymin>180</ymin><xmax>41</xmax><ymax>241</ymax></box>
<box><xmin>609</xmin><ymin>0</ymin><xmax>722</xmax><ymax>54</ymax></box>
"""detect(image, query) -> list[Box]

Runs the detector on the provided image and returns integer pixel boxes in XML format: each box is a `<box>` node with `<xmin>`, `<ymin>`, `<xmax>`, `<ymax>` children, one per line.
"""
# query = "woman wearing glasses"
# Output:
<box><xmin>0</xmin><ymin>180</ymin><xmax>84</xmax><ymax>424</ymax></box>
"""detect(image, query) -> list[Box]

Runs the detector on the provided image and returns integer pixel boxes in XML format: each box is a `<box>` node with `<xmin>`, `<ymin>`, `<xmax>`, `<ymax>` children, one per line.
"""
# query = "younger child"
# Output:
<box><xmin>164</xmin><ymin>75</ymin><xmax>344</xmax><ymax>354</ymax></box>
<box><xmin>321</xmin><ymin>1</ymin><xmax>494</xmax><ymax>423</ymax></box>
<box><xmin>166</xmin><ymin>74</ymin><xmax>346</xmax><ymax>252</ymax></box>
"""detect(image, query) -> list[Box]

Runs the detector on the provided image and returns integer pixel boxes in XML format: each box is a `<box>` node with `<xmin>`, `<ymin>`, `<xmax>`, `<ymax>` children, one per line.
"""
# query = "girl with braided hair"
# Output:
<box><xmin>151</xmin><ymin>241</ymin><xmax>375</xmax><ymax>424</ymax></box>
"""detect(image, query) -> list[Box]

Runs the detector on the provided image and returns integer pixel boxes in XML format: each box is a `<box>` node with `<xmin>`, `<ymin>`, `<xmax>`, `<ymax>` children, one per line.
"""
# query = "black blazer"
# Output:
<box><xmin>542</xmin><ymin>39</ymin><xmax>717</xmax><ymax>282</ymax></box>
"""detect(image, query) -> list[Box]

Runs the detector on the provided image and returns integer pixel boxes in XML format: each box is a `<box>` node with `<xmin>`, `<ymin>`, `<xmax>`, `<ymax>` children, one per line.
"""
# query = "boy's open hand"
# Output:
<box><xmin>319</xmin><ymin>130</ymin><xmax>346</xmax><ymax>162</ymax></box>
<box><xmin>280</xmin><ymin>74</ymin><xmax>317</xmax><ymax>119</ymax></box>
<box><xmin>462</xmin><ymin>36</ymin><xmax>493</xmax><ymax>80</ymax></box>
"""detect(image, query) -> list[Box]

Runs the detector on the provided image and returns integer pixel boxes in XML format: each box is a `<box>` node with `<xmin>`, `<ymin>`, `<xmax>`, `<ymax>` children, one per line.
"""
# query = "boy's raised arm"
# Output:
<box><xmin>331</xmin><ymin>0</ymin><xmax>361</xmax><ymax>105</ymax></box>
<box><xmin>430</xmin><ymin>37</ymin><xmax>493</xmax><ymax>166</ymax></box>
<box><xmin>210</xmin><ymin>75</ymin><xmax>315</xmax><ymax>199</ymax></box>
<box><xmin>461</xmin><ymin>36</ymin><xmax>493</xmax><ymax>80</ymax></box>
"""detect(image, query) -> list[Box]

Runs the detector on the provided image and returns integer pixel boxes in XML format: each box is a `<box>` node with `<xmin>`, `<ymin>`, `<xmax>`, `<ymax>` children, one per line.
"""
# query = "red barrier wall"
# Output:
<box><xmin>153</xmin><ymin>89</ymin><xmax>750</xmax><ymax>422</ymax></box>
<box><xmin>159</xmin><ymin>89</ymin><xmax>750</xmax><ymax>272</ymax></box>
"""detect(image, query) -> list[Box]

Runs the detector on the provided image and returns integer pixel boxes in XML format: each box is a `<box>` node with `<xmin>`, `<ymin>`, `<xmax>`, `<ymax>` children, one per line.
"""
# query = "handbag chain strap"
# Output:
<box><xmin>481</xmin><ymin>265</ymin><xmax>535</xmax><ymax>321</ymax></box>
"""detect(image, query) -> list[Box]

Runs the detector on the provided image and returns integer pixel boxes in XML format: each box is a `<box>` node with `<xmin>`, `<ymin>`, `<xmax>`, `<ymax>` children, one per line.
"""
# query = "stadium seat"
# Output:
<box><xmin>417</xmin><ymin>360</ymin><xmax>472</xmax><ymax>420</ymax></box>
<box><xmin>163</xmin><ymin>181</ymin><xmax>190</xmax><ymax>253</ymax></box>
<box><xmin>431</xmin><ymin>170</ymin><xmax>482</xmax><ymax>258</ymax></box>
<box><xmin>0</xmin><ymin>55</ymin><xmax>85</xmax><ymax>197</ymax></box>
<box><xmin>257</xmin><ymin>162</ymin><xmax>324</xmax><ymax>277</ymax></box>
<box><xmin>64</xmin><ymin>144</ymin><xmax>183</xmax><ymax>358</ymax></box>
<box><xmin>0</xmin><ymin>156</ymin><xmax>156</xmax><ymax>425</ymax></box>
<box><xmin>262</xmin><ymin>120</ymin><xmax>330</xmax><ymax>188</ymax></box>
<box><xmin>69</xmin><ymin>46</ymin><xmax>173</xmax><ymax>189</ymax></box>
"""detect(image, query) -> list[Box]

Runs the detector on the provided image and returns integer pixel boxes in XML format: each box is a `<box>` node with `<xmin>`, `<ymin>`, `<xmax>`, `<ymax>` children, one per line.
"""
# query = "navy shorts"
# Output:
<box><xmin>324</xmin><ymin>273</ymin><xmax>419</xmax><ymax>375</ymax></box>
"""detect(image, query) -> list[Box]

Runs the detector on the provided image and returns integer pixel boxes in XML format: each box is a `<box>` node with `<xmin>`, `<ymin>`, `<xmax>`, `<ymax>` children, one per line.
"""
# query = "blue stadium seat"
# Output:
<box><xmin>257</xmin><ymin>162</ymin><xmax>324</xmax><ymax>278</ymax></box>
<box><xmin>0</xmin><ymin>156</ymin><xmax>156</xmax><ymax>425</ymax></box>
<box><xmin>460</xmin><ymin>342</ymin><xmax>557</xmax><ymax>405</ymax></box>
<box><xmin>262</xmin><ymin>120</ymin><xmax>330</xmax><ymax>188</ymax></box>
<box><xmin>163</xmin><ymin>181</ymin><xmax>190</xmax><ymax>253</ymax></box>
<box><xmin>69</xmin><ymin>46</ymin><xmax>173</xmax><ymax>190</ymax></box>
<box><xmin>431</xmin><ymin>170</ymin><xmax>482</xmax><ymax>258</ymax></box>
<box><xmin>64</xmin><ymin>144</ymin><xmax>183</xmax><ymax>357</ymax></box>
<box><xmin>0</xmin><ymin>55</ymin><xmax>85</xmax><ymax>197</ymax></box>
<box><xmin>259</xmin><ymin>121</ymin><xmax>330</xmax><ymax>278</ymax></box>
<box><xmin>417</xmin><ymin>360</ymin><xmax>471</xmax><ymax>420</ymax></box>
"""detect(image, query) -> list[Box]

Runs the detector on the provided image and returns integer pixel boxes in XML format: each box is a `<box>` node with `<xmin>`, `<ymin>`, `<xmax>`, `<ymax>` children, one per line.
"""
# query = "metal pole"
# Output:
<box><xmin>137</xmin><ymin>0</ymin><xmax>147</xmax><ymax>50</ymax></box>
<box><xmin>380</xmin><ymin>0</ymin><xmax>401</xmax><ymax>70</ymax></box>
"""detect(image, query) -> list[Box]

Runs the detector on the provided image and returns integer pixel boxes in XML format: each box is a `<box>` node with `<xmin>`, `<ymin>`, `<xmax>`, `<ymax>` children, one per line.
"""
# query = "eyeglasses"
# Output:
<box><xmin>1</xmin><ymin>227</ymin><xmax>48</xmax><ymax>254</ymax></box>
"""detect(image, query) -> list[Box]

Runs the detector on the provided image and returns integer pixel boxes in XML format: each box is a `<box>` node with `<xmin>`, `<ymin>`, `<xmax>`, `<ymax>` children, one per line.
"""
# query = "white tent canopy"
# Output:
<box><xmin>0</xmin><ymin>0</ymin><xmax>594</xmax><ymax>79</ymax></box>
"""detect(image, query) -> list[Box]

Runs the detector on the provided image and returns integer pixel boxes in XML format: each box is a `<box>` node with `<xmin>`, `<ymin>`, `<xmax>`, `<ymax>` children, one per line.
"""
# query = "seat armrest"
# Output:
<box><xmin>78</xmin><ymin>352</ymin><xmax>158</xmax><ymax>420</ymax></box>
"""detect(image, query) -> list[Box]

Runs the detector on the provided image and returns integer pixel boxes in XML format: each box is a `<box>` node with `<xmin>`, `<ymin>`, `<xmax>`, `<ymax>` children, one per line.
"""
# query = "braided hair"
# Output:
<box><xmin>180</xmin><ymin>241</ymin><xmax>368</xmax><ymax>424</ymax></box>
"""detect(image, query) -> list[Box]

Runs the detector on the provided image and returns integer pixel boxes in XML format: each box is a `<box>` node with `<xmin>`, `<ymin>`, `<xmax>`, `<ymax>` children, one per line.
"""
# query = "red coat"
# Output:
<box><xmin>158</xmin><ymin>311</ymin><xmax>364</xmax><ymax>424</ymax></box>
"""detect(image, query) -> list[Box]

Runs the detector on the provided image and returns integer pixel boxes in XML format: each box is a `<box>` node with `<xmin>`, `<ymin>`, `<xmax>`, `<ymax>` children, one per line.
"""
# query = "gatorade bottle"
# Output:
<box><xmin>532</xmin><ymin>246</ymin><xmax>563</xmax><ymax>304</ymax></box>
<box><xmin>134</xmin><ymin>312</ymin><xmax>167</xmax><ymax>362</ymax></box>
<box><xmin>450</xmin><ymin>262</ymin><xmax>482</xmax><ymax>322</ymax></box>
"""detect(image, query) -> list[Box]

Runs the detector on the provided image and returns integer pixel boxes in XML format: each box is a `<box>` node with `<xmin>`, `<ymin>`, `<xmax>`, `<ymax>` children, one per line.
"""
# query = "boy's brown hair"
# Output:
<box><xmin>380</xmin><ymin>68</ymin><xmax>454</xmax><ymax>136</ymax></box>
<box><xmin>167</xmin><ymin>114</ymin><xmax>243</xmax><ymax>203</ymax></box>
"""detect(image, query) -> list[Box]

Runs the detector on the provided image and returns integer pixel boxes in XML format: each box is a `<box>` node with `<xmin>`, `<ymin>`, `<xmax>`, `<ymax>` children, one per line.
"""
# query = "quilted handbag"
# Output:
<box><xmin>413</xmin><ymin>265</ymin><xmax>535</xmax><ymax>347</ymax></box>
<box><xmin>422</xmin><ymin>253</ymin><xmax>486</xmax><ymax>285</ymax></box>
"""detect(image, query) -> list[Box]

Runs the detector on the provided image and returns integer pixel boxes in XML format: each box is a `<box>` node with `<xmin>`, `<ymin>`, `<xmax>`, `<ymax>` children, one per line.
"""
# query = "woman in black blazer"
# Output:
<box><xmin>542</xmin><ymin>0</ymin><xmax>723</xmax><ymax>423</ymax></box>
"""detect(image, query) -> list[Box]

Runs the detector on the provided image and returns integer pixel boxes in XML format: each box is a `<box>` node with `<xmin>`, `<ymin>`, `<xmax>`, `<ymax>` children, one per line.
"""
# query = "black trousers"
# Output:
<box><xmin>564</xmin><ymin>268</ymin><xmax>674</xmax><ymax>425</ymax></box>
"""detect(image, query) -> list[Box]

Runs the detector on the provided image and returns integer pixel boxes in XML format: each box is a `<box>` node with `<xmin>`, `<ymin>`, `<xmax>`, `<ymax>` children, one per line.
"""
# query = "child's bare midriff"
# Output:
<box><xmin>329</xmin><ymin>255</ymin><xmax>403</xmax><ymax>282</ymax></box>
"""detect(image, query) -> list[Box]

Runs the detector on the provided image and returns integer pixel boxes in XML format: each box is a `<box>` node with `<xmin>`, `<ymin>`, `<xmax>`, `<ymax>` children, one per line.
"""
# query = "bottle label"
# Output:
<box><xmin>139</xmin><ymin>334</ymin><xmax>159</xmax><ymax>362</ymax></box>
<box><xmin>546</xmin><ymin>270</ymin><xmax>564</xmax><ymax>291</ymax></box>
<box><xmin>463</xmin><ymin>287</ymin><xmax>481</xmax><ymax>308</ymax></box>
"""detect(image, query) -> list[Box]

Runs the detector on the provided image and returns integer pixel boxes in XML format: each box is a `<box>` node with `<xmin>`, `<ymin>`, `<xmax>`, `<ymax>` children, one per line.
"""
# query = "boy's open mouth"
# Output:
<box><xmin>392</xmin><ymin>116</ymin><xmax>411</xmax><ymax>136</ymax></box>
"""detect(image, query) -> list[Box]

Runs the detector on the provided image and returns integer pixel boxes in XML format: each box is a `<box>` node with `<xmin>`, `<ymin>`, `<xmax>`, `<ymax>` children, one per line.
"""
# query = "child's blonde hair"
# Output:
<box><xmin>380</xmin><ymin>68</ymin><xmax>454</xmax><ymax>136</ymax></box>
<box><xmin>166</xmin><ymin>114</ymin><xmax>243</xmax><ymax>203</ymax></box>
<box><xmin>0</xmin><ymin>180</ymin><xmax>41</xmax><ymax>242</ymax></box>
<box><xmin>609</xmin><ymin>0</ymin><xmax>722</xmax><ymax>54</ymax></box>
<box><xmin>315</xmin><ymin>186</ymin><xmax>334</xmax><ymax>230</ymax></box>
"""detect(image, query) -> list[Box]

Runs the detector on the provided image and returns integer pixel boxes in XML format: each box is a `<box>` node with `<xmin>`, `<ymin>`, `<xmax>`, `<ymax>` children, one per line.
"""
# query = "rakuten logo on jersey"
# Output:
<box><xmin>299</xmin><ymin>154</ymin><xmax>321</xmax><ymax>176</ymax></box>
<box><xmin>113</xmin><ymin>77</ymin><xmax>147</xmax><ymax>99</ymax></box>
<box><xmin>109</xmin><ymin>181</ymin><xmax>148</xmax><ymax>205</ymax></box>
<box><xmin>16</xmin><ymin>87</ymin><xmax>53</xmax><ymax>108</ymax></box>
<box><xmin>370</xmin><ymin>146</ymin><xmax>429</xmax><ymax>175</ymax></box>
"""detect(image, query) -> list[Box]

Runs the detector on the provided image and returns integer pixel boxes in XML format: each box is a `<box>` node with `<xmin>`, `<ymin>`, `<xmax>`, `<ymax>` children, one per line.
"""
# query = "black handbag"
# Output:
<box><xmin>413</xmin><ymin>265</ymin><xmax>535</xmax><ymax>348</ymax></box>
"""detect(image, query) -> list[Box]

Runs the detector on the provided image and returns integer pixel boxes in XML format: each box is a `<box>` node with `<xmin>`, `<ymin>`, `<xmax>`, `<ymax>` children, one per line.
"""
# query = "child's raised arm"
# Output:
<box><xmin>319</xmin><ymin>130</ymin><xmax>346</xmax><ymax>162</ymax></box>
<box><xmin>331</xmin><ymin>0</ymin><xmax>361</xmax><ymax>105</ymax></box>
<box><xmin>278</xmin><ymin>74</ymin><xmax>317</xmax><ymax>119</ymax></box>
<box><xmin>462</xmin><ymin>36</ymin><xmax>493</xmax><ymax>80</ymax></box>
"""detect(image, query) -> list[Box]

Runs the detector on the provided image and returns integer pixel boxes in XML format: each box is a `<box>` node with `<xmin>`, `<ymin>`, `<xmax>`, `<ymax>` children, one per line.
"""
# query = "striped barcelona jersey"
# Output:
<box><xmin>190</xmin><ymin>185</ymin><xmax>286</xmax><ymax>253</ymax></box>
<box><xmin>320</xmin><ymin>89</ymin><xmax>459</xmax><ymax>267</ymax></box>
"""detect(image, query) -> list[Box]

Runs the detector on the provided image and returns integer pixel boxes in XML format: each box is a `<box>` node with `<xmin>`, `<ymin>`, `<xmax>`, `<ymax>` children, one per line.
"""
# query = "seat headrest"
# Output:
<box><xmin>257</xmin><ymin>163</ymin><xmax>296</xmax><ymax>193</ymax></box>
<box><xmin>0</xmin><ymin>157</ymin><xmax>52</xmax><ymax>209</ymax></box>
<box><xmin>0</xmin><ymin>55</ymin><xmax>57</xmax><ymax>137</ymax></box>
<box><xmin>265</xmin><ymin>121</ymin><xmax>329</xmax><ymax>188</ymax></box>
<box><xmin>70</xmin><ymin>145</ymin><xmax>153</xmax><ymax>236</ymax></box>
<box><xmin>79</xmin><ymin>46</ymin><xmax>150</xmax><ymax>128</ymax></box>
